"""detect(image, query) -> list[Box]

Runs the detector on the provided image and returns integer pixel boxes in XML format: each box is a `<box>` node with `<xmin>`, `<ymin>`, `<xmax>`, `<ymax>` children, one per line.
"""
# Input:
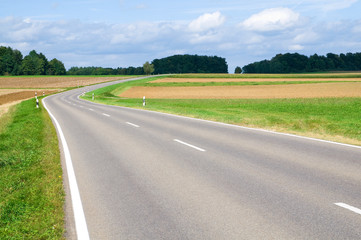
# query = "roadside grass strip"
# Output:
<box><xmin>0</xmin><ymin>98</ymin><xmax>64</xmax><ymax>239</ymax></box>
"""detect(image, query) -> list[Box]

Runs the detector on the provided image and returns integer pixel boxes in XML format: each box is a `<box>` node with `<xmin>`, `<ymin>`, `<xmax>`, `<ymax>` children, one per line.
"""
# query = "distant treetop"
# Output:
<box><xmin>242</xmin><ymin>52</ymin><xmax>361</xmax><ymax>73</ymax></box>
<box><xmin>152</xmin><ymin>54</ymin><xmax>228</xmax><ymax>74</ymax></box>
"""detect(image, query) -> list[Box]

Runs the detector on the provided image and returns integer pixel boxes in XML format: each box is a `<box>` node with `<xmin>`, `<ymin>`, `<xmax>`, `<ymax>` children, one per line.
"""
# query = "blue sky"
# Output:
<box><xmin>1</xmin><ymin>0</ymin><xmax>361</xmax><ymax>72</ymax></box>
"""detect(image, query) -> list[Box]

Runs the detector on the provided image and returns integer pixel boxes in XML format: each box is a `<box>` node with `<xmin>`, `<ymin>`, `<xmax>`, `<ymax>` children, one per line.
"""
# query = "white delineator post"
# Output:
<box><xmin>35</xmin><ymin>92</ymin><xmax>39</xmax><ymax>108</ymax></box>
<box><xmin>92</xmin><ymin>93</ymin><xmax>94</xmax><ymax>101</ymax></box>
<box><xmin>143</xmin><ymin>96</ymin><xmax>146</xmax><ymax>106</ymax></box>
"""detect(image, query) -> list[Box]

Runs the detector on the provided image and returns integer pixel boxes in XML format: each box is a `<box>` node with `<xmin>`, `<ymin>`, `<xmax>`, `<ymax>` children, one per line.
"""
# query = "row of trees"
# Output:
<box><xmin>67</xmin><ymin>66</ymin><xmax>145</xmax><ymax>75</ymax></box>
<box><xmin>241</xmin><ymin>52</ymin><xmax>361</xmax><ymax>73</ymax></box>
<box><xmin>0</xmin><ymin>46</ymin><xmax>66</xmax><ymax>75</ymax></box>
<box><xmin>152</xmin><ymin>55</ymin><xmax>228</xmax><ymax>74</ymax></box>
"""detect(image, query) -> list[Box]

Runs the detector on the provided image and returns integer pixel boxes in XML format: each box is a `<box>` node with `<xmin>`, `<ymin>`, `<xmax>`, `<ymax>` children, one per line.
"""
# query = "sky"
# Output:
<box><xmin>1</xmin><ymin>0</ymin><xmax>361</xmax><ymax>72</ymax></box>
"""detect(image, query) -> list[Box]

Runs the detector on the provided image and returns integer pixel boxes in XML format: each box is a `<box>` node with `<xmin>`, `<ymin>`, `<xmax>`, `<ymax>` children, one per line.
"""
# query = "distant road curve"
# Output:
<box><xmin>43</xmin><ymin>76</ymin><xmax>361</xmax><ymax>239</ymax></box>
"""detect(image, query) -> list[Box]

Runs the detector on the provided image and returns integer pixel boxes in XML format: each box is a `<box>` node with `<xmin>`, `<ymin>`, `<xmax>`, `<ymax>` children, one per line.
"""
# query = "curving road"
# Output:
<box><xmin>43</xmin><ymin>77</ymin><xmax>361</xmax><ymax>239</ymax></box>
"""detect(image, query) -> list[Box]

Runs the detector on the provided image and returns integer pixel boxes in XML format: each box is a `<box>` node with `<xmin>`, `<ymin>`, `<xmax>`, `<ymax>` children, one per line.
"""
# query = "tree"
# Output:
<box><xmin>143</xmin><ymin>61</ymin><xmax>154</xmax><ymax>75</ymax></box>
<box><xmin>21</xmin><ymin>50</ymin><xmax>48</xmax><ymax>75</ymax></box>
<box><xmin>234</xmin><ymin>66</ymin><xmax>242</xmax><ymax>74</ymax></box>
<box><xmin>47</xmin><ymin>58</ymin><xmax>66</xmax><ymax>75</ymax></box>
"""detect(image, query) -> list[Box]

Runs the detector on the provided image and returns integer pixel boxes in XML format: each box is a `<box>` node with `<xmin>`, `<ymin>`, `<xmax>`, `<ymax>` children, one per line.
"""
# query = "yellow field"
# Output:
<box><xmin>120</xmin><ymin>82</ymin><xmax>361</xmax><ymax>99</ymax></box>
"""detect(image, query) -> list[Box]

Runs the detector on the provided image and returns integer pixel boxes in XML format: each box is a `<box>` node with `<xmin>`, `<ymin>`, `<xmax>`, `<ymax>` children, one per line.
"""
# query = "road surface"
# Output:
<box><xmin>43</xmin><ymin>77</ymin><xmax>361</xmax><ymax>239</ymax></box>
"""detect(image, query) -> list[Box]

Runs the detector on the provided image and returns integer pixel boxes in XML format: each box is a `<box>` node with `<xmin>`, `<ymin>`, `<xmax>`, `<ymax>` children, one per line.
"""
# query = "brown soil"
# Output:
<box><xmin>152</xmin><ymin>78</ymin><xmax>361</xmax><ymax>83</ymax></box>
<box><xmin>0</xmin><ymin>76</ymin><xmax>127</xmax><ymax>88</ymax></box>
<box><xmin>0</xmin><ymin>90</ymin><xmax>60</xmax><ymax>105</ymax></box>
<box><xmin>120</xmin><ymin>82</ymin><xmax>361</xmax><ymax>99</ymax></box>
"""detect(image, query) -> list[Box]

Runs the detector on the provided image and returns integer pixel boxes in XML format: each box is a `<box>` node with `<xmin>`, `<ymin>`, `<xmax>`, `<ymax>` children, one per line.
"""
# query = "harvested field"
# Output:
<box><xmin>120</xmin><ymin>82</ymin><xmax>361</xmax><ymax>99</ymax></box>
<box><xmin>0</xmin><ymin>90</ymin><xmax>60</xmax><ymax>105</ymax></box>
<box><xmin>153</xmin><ymin>78</ymin><xmax>361</xmax><ymax>83</ymax></box>
<box><xmin>0</xmin><ymin>76</ymin><xmax>127</xmax><ymax>88</ymax></box>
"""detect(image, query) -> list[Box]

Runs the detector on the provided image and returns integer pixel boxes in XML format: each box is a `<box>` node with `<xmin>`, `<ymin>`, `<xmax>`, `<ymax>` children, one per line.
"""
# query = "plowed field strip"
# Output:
<box><xmin>0</xmin><ymin>90</ymin><xmax>59</xmax><ymax>105</ymax></box>
<box><xmin>120</xmin><ymin>82</ymin><xmax>361</xmax><ymax>99</ymax></box>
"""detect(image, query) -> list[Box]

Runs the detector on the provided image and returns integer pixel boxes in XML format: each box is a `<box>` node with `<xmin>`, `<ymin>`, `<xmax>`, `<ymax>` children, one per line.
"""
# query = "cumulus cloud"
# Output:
<box><xmin>188</xmin><ymin>11</ymin><xmax>225</xmax><ymax>32</ymax></box>
<box><xmin>241</xmin><ymin>7</ymin><xmax>300</xmax><ymax>32</ymax></box>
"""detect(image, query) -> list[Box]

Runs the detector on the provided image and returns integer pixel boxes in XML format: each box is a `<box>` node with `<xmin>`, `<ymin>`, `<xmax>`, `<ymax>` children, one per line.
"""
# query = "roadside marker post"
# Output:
<box><xmin>92</xmin><ymin>93</ymin><xmax>94</xmax><ymax>101</ymax></box>
<box><xmin>143</xmin><ymin>96</ymin><xmax>146</xmax><ymax>106</ymax></box>
<box><xmin>36</xmin><ymin>98</ymin><xmax>39</xmax><ymax>108</ymax></box>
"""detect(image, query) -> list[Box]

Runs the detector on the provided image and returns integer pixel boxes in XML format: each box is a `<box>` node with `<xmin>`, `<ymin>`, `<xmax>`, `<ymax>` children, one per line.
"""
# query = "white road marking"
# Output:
<box><xmin>42</xmin><ymin>98</ymin><xmax>90</xmax><ymax>240</ymax></box>
<box><xmin>88</xmin><ymin>108</ymin><xmax>94</xmax><ymax>111</ymax></box>
<box><xmin>335</xmin><ymin>203</ymin><xmax>361</xmax><ymax>215</ymax></box>
<box><xmin>102</xmin><ymin>113</ymin><xmax>111</xmax><ymax>117</ymax></box>
<box><xmin>174</xmin><ymin>139</ymin><xmax>206</xmax><ymax>152</ymax></box>
<box><xmin>98</xmin><ymin>104</ymin><xmax>361</xmax><ymax>150</ymax></box>
<box><xmin>126</xmin><ymin>122</ymin><xmax>140</xmax><ymax>128</ymax></box>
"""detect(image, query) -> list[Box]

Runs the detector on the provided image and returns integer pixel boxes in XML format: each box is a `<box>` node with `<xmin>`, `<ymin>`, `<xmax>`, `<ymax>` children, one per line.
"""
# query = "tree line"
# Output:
<box><xmin>152</xmin><ymin>54</ymin><xmax>228</xmax><ymax>74</ymax></box>
<box><xmin>67</xmin><ymin>66</ymin><xmax>145</xmax><ymax>75</ymax></box>
<box><xmin>241</xmin><ymin>52</ymin><xmax>361</xmax><ymax>73</ymax></box>
<box><xmin>0</xmin><ymin>46</ymin><xmax>66</xmax><ymax>75</ymax></box>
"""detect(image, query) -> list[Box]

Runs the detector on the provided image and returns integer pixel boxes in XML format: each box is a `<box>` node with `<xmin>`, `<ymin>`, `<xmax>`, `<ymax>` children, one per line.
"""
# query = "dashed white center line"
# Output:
<box><xmin>102</xmin><ymin>113</ymin><xmax>111</xmax><ymax>117</ymax></box>
<box><xmin>88</xmin><ymin>108</ymin><xmax>94</xmax><ymax>111</ymax></box>
<box><xmin>174</xmin><ymin>139</ymin><xmax>206</xmax><ymax>152</ymax></box>
<box><xmin>126</xmin><ymin>122</ymin><xmax>140</xmax><ymax>128</ymax></box>
<box><xmin>335</xmin><ymin>203</ymin><xmax>361</xmax><ymax>215</ymax></box>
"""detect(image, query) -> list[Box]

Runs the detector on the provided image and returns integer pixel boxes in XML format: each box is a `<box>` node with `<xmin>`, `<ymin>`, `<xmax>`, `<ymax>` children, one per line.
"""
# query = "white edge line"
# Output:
<box><xmin>81</xmin><ymin>99</ymin><xmax>361</xmax><ymax>150</ymax></box>
<box><xmin>174</xmin><ymin>139</ymin><xmax>206</xmax><ymax>152</ymax></box>
<box><xmin>335</xmin><ymin>203</ymin><xmax>361</xmax><ymax>215</ymax></box>
<box><xmin>42</xmin><ymin>97</ymin><xmax>90</xmax><ymax>240</ymax></box>
<box><xmin>126</xmin><ymin>122</ymin><xmax>140</xmax><ymax>128</ymax></box>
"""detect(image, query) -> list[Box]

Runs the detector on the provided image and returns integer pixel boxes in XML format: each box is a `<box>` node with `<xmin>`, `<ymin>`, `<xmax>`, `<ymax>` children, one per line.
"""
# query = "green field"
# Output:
<box><xmin>0</xmin><ymin>98</ymin><xmax>64</xmax><ymax>239</ymax></box>
<box><xmin>82</xmin><ymin>75</ymin><xmax>361</xmax><ymax>146</ymax></box>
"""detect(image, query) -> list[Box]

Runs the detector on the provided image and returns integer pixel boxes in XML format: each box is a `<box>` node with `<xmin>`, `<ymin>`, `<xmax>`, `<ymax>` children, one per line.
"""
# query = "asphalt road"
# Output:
<box><xmin>43</xmin><ymin>77</ymin><xmax>361</xmax><ymax>239</ymax></box>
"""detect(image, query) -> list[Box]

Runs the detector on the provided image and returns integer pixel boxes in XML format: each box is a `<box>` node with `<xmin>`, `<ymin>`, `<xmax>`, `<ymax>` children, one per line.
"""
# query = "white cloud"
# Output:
<box><xmin>241</xmin><ymin>7</ymin><xmax>300</xmax><ymax>32</ymax></box>
<box><xmin>188</xmin><ymin>11</ymin><xmax>225</xmax><ymax>32</ymax></box>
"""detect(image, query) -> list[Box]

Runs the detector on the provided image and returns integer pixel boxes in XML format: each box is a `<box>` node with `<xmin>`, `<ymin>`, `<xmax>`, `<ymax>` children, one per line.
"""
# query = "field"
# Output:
<box><xmin>152</xmin><ymin>77</ymin><xmax>361</xmax><ymax>83</ymax></box>
<box><xmin>0</xmin><ymin>76</ymin><xmax>130</xmax><ymax>116</ymax></box>
<box><xmin>83</xmin><ymin>73</ymin><xmax>361</xmax><ymax>146</ymax></box>
<box><xmin>0</xmin><ymin>76</ymin><xmax>128</xmax><ymax>88</ymax></box>
<box><xmin>120</xmin><ymin>82</ymin><xmax>361</xmax><ymax>99</ymax></box>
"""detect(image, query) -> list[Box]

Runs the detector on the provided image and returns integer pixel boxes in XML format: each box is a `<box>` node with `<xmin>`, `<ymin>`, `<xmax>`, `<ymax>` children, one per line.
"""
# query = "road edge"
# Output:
<box><xmin>42</xmin><ymin>97</ymin><xmax>90</xmax><ymax>240</ymax></box>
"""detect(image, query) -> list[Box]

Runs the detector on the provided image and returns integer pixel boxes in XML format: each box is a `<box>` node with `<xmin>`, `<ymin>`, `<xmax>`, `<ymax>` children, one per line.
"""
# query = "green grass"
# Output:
<box><xmin>0</xmin><ymin>98</ymin><xmax>64</xmax><ymax>239</ymax></box>
<box><xmin>82</xmin><ymin>75</ymin><xmax>361</xmax><ymax>146</ymax></box>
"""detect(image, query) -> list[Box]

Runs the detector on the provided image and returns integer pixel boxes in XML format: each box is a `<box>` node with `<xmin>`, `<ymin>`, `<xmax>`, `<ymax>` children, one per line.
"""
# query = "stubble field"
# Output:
<box><xmin>120</xmin><ymin>82</ymin><xmax>361</xmax><ymax>99</ymax></box>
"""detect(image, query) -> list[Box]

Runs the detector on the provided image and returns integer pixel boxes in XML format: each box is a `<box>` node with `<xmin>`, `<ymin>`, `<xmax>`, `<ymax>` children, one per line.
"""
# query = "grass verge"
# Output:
<box><xmin>82</xmin><ymin>76</ymin><xmax>361</xmax><ymax>146</ymax></box>
<box><xmin>0</xmin><ymin>98</ymin><xmax>64</xmax><ymax>239</ymax></box>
